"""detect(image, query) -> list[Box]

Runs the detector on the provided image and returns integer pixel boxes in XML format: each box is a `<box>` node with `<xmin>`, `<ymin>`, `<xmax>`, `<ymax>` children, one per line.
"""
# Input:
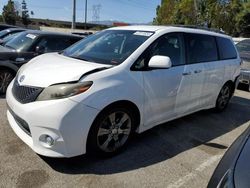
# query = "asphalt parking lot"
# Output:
<box><xmin>0</xmin><ymin>88</ymin><xmax>249</xmax><ymax>188</ymax></box>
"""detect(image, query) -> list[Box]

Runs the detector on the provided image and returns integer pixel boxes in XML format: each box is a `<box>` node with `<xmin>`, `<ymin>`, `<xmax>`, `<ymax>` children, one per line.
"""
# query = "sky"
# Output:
<box><xmin>0</xmin><ymin>0</ymin><xmax>161</xmax><ymax>24</ymax></box>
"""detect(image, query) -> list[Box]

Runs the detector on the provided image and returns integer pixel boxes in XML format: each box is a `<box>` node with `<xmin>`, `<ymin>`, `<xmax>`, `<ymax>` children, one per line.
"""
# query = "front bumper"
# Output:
<box><xmin>6</xmin><ymin>80</ymin><xmax>100</xmax><ymax>158</ymax></box>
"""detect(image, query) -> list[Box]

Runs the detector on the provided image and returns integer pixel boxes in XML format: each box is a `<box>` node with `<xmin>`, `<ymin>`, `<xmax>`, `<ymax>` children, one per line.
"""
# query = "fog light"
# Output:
<box><xmin>45</xmin><ymin>135</ymin><xmax>54</xmax><ymax>146</ymax></box>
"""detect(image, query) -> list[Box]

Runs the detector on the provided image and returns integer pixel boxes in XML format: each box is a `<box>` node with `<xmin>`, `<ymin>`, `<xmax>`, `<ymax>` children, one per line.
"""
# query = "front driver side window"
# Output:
<box><xmin>133</xmin><ymin>33</ymin><xmax>185</xmax><ymax>70</ymax></box>
<box><xmin>36</xmin><ymin>37</ymin><xmax>69</xmax><ymax>53</ymax></box>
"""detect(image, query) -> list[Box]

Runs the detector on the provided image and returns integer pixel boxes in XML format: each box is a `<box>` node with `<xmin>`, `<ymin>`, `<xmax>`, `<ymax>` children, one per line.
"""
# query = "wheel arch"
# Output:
<box><xmin>91</xmin><ymin>100</ymin><xmax>141</xmax><ymax>131</ymax></box>
<box><xmin>0</xmin><ymin>63</ymin><xmax>18</xmax><ymax>76</ymax></box>
<box><xmin>86</xmin><ymin>100</ymin><xmax>141</xmax><ymax>151</ymax></box>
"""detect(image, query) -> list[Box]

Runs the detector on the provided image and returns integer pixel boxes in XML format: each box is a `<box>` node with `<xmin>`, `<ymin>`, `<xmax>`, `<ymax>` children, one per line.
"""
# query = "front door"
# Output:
<box><xmin>133</xmin><ymin>33</ymin><xmax>189</xmax><ymax>127</ymax></box>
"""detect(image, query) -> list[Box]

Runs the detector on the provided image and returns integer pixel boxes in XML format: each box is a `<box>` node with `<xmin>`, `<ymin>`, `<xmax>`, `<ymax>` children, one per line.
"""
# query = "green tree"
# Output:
<box><xmin>153</xmin><ymin>0</ymin><xmax>179</xmax><ymax>24</ymax></box>
<box><xmin>21</xmin><ymin>0</ymin><xmax>30</xmax><ymax>26</ymax></box>
<box><xmin>177</xmin><ymin>0</ymin><xmax>197</xmax><ymax>25</ymax></box>
<box><xmin>2</xmin><ymin>0</ymin><xmax>18</xmax><ymax>25</ymax></box>
<box><xmin>237</xmin><ymin>1</ymin><xmax>250</xmax><ymax>36</ymax></box>
<box><xmin>0</xmin><ymin>15</ymin><xmax>3</xmax><ymax>22</ymax></box>
<box><xmin>154</xmin><ymin>0</ymin><xmax>248</xmax><ymax>36</ymax></box>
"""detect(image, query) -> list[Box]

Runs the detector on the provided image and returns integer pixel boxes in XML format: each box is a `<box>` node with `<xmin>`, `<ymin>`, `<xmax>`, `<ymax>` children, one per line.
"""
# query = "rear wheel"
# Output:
<box><xmin>215</xmin><ymin>83</ymin><xmax>232</xmax><ymax>112</ymax></box>
<box><xmin>0</xmin><ymin>70</ymin><xmax>14</xmax><ymax>94</ymax></box>
<box><xmin>87</xmin><ymin>106</ymin><xmax>135</xmax><ymax>157</ymax></box>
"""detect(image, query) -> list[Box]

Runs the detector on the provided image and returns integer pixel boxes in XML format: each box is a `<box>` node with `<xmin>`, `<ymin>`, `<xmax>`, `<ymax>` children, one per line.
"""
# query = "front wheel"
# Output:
<box><xmin>0</xmin><ymin>70</ymin><xmax>14</xmax><ymax>95</ymax></box>
<box><xmin>87</xmin><ymin>107</ymin><xmax>135</xmax><ymax>157</ymax></box>
<box><xmin>215</xmin><ymin>83</ymin><xmax>232</xmax><ymax>112</ymax></box>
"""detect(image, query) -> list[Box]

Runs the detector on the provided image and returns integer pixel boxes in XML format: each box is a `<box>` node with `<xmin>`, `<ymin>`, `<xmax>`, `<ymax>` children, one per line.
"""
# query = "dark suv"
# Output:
<box><xmin>0</xmin><ymin>30</ymin><xmax>82</xmax><ymax>94</ymax></box>
<box><xmin>0</xmin><ymin>24</ymin><xmax>17</xmax><ymax>31</ymax></box>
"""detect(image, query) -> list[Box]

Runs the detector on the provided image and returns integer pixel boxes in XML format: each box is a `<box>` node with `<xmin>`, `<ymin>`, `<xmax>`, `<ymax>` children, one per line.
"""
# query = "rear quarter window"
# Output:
<box><xmin>216</xmin><ymin>37</ymin><xmax>237</xmax><ymax>60</ymax></box>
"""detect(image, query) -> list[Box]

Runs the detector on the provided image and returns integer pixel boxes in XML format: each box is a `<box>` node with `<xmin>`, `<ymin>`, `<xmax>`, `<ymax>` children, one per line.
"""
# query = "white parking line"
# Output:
<box><xmin>167</xmin><ymin>154</ymin><xmax>223</xmax><ymax>188</ymax></box>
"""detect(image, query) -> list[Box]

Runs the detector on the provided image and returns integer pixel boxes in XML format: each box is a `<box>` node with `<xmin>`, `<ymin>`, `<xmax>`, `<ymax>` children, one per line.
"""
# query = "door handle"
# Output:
<box><xmin>15</xmin><ymin>57</ymin><xmax>25</xmax><ymax>62</ymax></box>
<box><xmin>182</xmin><ymin>72</ymin><xmax>192</xmax><ymax>76</ymax></box>
<box><xmin>194</xmin><ymin>70</ymin><xmax>202</xmax><ymax>74</ymax></box>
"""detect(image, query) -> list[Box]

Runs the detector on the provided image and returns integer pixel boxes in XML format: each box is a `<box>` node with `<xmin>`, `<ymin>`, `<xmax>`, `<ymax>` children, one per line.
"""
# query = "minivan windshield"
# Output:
<box><xmin>4</xmin><ymin>32</ymin><xmax>37</xmax><ymax>52</ymax></box>
<box><xmin>63</xmin><ymin>30</ymin><xmax>154</xmax><ymax>65</ymax></box>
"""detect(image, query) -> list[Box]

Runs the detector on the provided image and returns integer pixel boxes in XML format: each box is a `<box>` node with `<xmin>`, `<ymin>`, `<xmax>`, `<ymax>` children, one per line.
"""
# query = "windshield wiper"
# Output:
<box><xmin>68</xmin><ymin>55</ymin><xmax>95</xmax><ymax>63</ymax></box>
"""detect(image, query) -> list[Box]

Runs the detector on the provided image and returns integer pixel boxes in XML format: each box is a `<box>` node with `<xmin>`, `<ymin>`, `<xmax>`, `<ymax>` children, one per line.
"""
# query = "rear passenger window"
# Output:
<box><xmin>216</xmin><ymin>37</ymin><xmax>237</xmax><ymax>60</ymax></box>
<box><xmin>185</xmin><ymin>34</ymin><xmax>218</xmax><ymax>63</ymax></box>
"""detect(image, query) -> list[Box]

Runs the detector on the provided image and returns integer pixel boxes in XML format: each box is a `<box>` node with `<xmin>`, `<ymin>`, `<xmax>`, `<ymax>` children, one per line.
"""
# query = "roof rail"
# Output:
<box><xmin>167</xmin><ymin>24</ymin><xmax>225</xmax><ymax>34</ymax></box>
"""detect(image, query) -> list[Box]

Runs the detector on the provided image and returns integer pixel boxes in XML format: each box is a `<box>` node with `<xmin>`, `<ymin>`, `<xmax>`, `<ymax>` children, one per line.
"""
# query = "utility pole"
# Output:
<box><xmin>85</xmin><ymin>0</ymin><xmax>87</xmax><ymax>30</ymax></box>
<box><xmin>72</xmin><ymin>0</ymin><xmax>76</xmax><ymax>30</ymax></box>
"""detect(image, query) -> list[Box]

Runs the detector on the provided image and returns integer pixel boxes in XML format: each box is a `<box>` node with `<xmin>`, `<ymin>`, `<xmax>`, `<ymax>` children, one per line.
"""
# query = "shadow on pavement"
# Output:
<box><xmin>237</xmin><ymin>83</ymin><xmax>249</xmax><ymax>92</ymax></box>
<box><xmin>41</xmin><ymin>95</ymin><xmax>250</xmax><ymax>175</ymax></box>
<box><xmin>0</xmin><ymin>95</ymin><xmax>6</xmax><ymax>99</ymax></box>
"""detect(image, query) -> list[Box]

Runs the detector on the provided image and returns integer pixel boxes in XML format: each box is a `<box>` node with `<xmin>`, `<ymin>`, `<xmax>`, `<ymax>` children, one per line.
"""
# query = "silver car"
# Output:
<box><xmin>236</xmin><ymin>39</ymin><xmax>250</xmax><ymax>91</ymax></box>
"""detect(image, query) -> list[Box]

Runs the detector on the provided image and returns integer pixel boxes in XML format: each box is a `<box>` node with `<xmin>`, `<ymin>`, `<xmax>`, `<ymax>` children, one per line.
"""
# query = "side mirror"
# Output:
<box><xmin>148</xmin><ymin>55</ymin><xmax>172</xmax><ymax>69</ymax></box>
<box><xmin>35</xmin><ymin>46</ymin><xmax>45</xmax><ymax>54</ymax></box>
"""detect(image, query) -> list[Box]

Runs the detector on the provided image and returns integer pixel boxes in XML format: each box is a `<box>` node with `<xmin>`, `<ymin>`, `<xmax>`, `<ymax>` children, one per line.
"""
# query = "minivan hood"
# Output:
<box><xmin>17</xmin><ymin>53</ymin><xmax>112</xmax><ymax>87</ymax></box>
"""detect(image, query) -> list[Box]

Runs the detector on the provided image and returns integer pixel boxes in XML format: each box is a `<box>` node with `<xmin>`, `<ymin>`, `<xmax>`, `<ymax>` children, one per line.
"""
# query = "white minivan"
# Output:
<box><xmin>6</xmin><ymin>26</ymin><xmax>241</xmax><ymax>158</ymax></box>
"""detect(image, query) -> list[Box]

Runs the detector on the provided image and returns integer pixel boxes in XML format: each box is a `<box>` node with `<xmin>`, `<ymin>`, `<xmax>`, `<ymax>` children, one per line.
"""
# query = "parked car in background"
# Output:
<box><xmin>0</xmin><ymin>24</ymin><xmax>17</xmax><ymax>31</ymax></box>
<box><xmin>0</xmin><ymin>30</ymin><xmax>82</xmax><ymax>94</ymax></box>
<box><xmin>0</xmin><ymin>28</ymin><xmax>27</xmax><ymax>40</ymax></box>
<box><xmin>233</xmin><ymin>37</ymin><xmax>248</xmax><ymax>44</ymax></box>
<box><xmin>208</xmin><ymin>125</ymin><xmax>250</xmax><ymax>188</ymax></box>
<box><xmin>6</xmin><ymin>26</ymin><xmax>241</xmax><ymax>158</ymax></box>
<box><xmin>72</xmin><ymin>31</ymin><xmax>93</xmax><ymax>37</ymax></box>
<box><xmin>236</xmin><ymin>39</ymin><xmax>250</xmax><ymax>91</ymax></box>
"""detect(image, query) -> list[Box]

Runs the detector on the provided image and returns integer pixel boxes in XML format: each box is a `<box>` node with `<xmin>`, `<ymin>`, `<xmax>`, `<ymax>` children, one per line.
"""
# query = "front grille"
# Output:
<box><xmin>12</xmin><ymin>79</ymin><xmax>43</xmax><ymax>104</ymax></box>
<box><xmin>7</xmin><ymin>104</ymin><xmax>31</xmax><ymax>136</ymax></box>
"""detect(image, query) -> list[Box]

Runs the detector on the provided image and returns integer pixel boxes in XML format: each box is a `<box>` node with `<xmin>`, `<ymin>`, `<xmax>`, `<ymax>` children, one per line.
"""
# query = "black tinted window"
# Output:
<box><xmin>69</xmin><ymin>37</ymin><xmax>81</xmax><ymax>45</ymax></box>
<box><xmin>185</xmin><ymin>34</ymin><xmax>218</xmax><ymax>63</ymax></box>
<box><xmin>133</xmin><ymin>33</ymin><xmax>184</xmax><ymax>69</ymax></box>
<box><xmin>151</xmin><ymin>33</ymin><xmax>185</xmax><ymax>66</ymax></box>
<box><xmin>36</xmin><ymin>36</ymin><xmax>78</xmax><ymax>52</ymax></box>
<box><xmin>217</xmin><ymin>37</ymin><xmax>237</xmax><ymax>60</ymax></box>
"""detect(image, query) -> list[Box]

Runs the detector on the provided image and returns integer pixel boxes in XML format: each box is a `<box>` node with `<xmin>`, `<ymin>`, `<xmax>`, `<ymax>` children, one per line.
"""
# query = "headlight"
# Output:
<box><xmin>217</xmin><ymin>169</ymin><xmax>234</xmax><ymax>188</ymax></box>
<box><xmin>36</xmin><ymin>81</ymin><xmax>93</xmax><ymax>101</ymax></box>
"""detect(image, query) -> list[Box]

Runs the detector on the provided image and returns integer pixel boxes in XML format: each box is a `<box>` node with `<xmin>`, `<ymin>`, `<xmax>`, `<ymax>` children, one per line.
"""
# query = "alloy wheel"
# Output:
<box><xmin>97</xmin><ymin>111</ymin><xmax>132</xmax><ymax>153</ymax></box>
<box><xmin>217</xmin><ymin>85</ymin><xmax>231</xmax><ymax>110</ymax></box>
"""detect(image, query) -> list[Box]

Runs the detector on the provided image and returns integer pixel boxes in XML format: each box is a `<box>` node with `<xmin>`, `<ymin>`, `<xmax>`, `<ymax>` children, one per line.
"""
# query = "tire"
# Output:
<box><xmin>87</xmin><ymin>106</ymin><xmax>135</xmax><ymax>157</ymax></box>
<box><xmin>0</xmin><ymin>69</ymin><xmax>14</xmax><ymax>95</ymax></box>
<box><xmin>215</xmin><ymin>83</ymin><xmax>232</xmax><ymax>112</ymax></box>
